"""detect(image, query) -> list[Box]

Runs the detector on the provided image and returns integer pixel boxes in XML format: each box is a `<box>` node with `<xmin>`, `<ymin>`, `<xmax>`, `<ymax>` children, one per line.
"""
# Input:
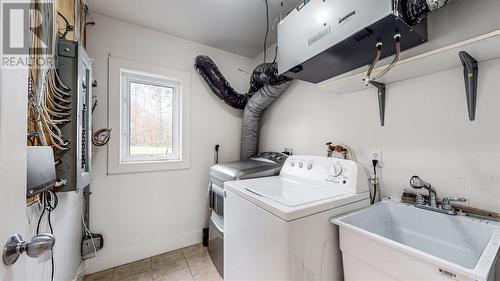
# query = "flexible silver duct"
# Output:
<box><xmin>195</xmin><ymin>56</ymin><xmax>292</xmax><ymax>160</ymax></box>
<box><xmin>241</xmin><ymin>82</ymin><xmax>292</xmax><ymax>160</ymax></box>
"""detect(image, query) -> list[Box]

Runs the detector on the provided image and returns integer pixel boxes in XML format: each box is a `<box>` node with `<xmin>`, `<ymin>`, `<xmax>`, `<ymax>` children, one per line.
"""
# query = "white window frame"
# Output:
<box><xmin>108</xmin><ymin>57</ymin><xmax>190</xmax><ymax>174</ymax></box>
<box><xmin>121</xmin><ymin>73</ymin><xmax>180</xmax><ymax>162</ymax></box>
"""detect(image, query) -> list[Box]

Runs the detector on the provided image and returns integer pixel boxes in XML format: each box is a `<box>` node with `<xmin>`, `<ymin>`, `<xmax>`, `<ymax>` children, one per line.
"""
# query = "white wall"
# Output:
<box><xmin>86</xmin><ymin>13</ymin><xmax>254</xmax><ymax>273</ymax></box>
<box><xmin>255</xmin><ymin>0</ymin><xmax>500</xmax><ymax>213</ymax></box>
<box><xmin>85</xmin><ymin>0</ymin><xmax>500</xmax><ymax>274</ymax></box>
<box><xmin>258</xmin><ymin>59</ymin><xmax>500</xmax><ymax>213</ymax></box>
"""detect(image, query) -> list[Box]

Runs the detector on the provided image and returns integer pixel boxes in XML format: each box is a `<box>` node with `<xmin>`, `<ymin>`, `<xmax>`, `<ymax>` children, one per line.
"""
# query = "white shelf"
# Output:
<box><xmin>318</xmin><ymin>29</ymin><xmax>500</xmax><ymax>94</ymax></box>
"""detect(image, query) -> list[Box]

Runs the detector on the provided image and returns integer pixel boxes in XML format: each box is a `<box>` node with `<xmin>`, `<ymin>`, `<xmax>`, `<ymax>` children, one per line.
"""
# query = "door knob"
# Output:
<box><xmin>2</xmin><ymin>233</ymin><xmax>55</xmax><ymax>265</ymax></box>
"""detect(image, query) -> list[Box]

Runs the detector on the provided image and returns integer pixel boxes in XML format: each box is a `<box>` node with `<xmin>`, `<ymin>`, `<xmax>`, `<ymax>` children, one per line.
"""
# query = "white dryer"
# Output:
<box><xmin>224</xmin><ymin>155</ymin><xmax>370</xmax><ymax>281</ymax></box>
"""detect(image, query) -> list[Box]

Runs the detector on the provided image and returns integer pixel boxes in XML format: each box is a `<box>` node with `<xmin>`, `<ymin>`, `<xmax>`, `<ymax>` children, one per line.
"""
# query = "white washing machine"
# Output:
<box><xmin>224</xmin><ymin>155</ymin><xmax>370</xmax><ymax>281</ymax></box>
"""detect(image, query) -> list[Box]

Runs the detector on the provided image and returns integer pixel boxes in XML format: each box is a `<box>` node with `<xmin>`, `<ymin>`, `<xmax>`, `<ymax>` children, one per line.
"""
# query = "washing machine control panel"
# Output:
<box><xmin>281</xmin><ymin>155</ymin><xmax>368</xmax><ymax>194</ymax></box>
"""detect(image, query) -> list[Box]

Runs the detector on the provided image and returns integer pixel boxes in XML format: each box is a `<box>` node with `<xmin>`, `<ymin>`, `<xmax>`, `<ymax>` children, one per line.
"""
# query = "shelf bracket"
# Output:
<box><xmin>459</xmin><ymin>51</ymin><xmax>478</xmax><ymax>121</ymax></box>
<box><xmin>369</xmin><ymin>81</ymin><xmax>386</xmax><ymax>126</ymax></box>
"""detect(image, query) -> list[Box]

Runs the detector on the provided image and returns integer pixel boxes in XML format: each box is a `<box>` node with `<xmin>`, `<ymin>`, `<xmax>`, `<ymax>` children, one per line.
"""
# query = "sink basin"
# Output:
<box><xmin>332</xmin><ymin>200</ymin><xmax>500</xmax><ymax>281</ymax></box>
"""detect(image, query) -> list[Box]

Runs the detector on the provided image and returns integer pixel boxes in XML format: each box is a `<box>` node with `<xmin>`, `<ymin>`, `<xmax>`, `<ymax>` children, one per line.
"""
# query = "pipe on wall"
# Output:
<box><xmin>241</xmin><ymin>82</ymin><xmax>291</xmax><ymax>159</ymax></box>
<box><xmin>194</xmin><ymin>56</ymin><xmax>251</xmax><ymax>109</ymax></box>
<box><xmin>194</xmin><ymin>55</ymin><xmax>292</xmax><ymax>159</ymax></box>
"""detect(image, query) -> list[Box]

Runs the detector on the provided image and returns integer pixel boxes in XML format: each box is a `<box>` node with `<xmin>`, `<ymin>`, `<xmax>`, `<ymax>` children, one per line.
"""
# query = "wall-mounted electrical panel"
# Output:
<box><xmin>55</xmin><ymin>38</ymin><xmax>92</xmax><ymax>193</ymax></box>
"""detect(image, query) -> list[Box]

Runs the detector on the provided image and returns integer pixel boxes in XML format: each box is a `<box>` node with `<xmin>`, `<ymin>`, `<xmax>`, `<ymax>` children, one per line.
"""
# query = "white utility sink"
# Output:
<box><xmin>332</xmin><ymin>200</ymin><xmax>500</xmax><ymax>281</ymax></box>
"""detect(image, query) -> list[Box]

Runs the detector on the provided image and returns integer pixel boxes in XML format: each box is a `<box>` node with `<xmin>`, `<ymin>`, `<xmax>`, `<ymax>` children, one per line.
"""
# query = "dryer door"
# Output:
<box><xmin>210</xmin><ymin>181</ymin><xmax>225</xmax><ymax>218</ymax></box>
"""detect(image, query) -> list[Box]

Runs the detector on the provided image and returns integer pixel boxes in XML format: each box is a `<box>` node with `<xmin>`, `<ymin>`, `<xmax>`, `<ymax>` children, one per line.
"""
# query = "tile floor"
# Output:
<box><xmin>84</xmin><ymin>243</ymin><xmax>222</xmax><ymax>281</ymax></box>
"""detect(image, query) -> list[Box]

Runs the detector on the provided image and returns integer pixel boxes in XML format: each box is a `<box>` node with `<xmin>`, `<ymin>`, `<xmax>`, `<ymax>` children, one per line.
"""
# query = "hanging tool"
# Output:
<box><xmin>459</xmin><ymin>51</ymin><xmax>478</xmax><ymax>121</ymax></box>
<box><xmin>369</xmin><ymin>81</ymin><xmax>386</xmax><ymax>126</ymax></box>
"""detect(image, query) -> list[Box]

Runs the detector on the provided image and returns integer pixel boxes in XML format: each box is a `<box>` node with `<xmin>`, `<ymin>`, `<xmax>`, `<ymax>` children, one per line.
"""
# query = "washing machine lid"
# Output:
<box><xmin>226</xmin><ymin>176</ymin><xmax>369</xmax><ymax>221</ymax></box>
<box><xmin>242</xmin><ymin>177</ymin><xmax>344</xmax><ymax>207</ymax></box>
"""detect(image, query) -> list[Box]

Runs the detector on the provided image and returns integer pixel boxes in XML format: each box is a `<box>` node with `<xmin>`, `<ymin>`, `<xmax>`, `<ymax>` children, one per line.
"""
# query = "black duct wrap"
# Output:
<box><xmin>194</xmin><ymin>55</ymin><xmax>292</xmax><ymax>159</ymax></box>
<box><xmin>194</xmin><ymin>55</ymin><xmax>291</xmax><ymax>109</ymax></box>
<box><xmin>248</xmin><ymin>62</ymin><xmax>291</xmax><ymax>95</ymax></box>
<box><xmin>404</xmin><ymin>0</ymin><xmax>452</xmax><ymax>25</ymax></box>
<box><xmin>194</xmin><ymin>56</ymin><xmax>250</xmax><ymax>109</ymax></box>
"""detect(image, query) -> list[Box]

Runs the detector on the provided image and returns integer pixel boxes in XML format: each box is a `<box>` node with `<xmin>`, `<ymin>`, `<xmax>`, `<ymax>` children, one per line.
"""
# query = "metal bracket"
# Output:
<box><xmin>369</xmin><ymin>81</ymin><xmax>386</xmax><ymax>126</ymax></box>
<box><xmin>459</xmin><ymin>51</ymin><xmax>478</xmax><ymax>121</ymax></box>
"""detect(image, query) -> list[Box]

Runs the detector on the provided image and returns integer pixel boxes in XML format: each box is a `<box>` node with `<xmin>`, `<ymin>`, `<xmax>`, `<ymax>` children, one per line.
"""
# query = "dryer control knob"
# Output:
<box><xmin>307</xmin><ymin>163</ymin><xmax>313</xmax><ymax>170</ymax></box>
<box><xmin>298</xmin><ymin>162</ymin><xmax>304</xmax><ymax>168</ymax></box>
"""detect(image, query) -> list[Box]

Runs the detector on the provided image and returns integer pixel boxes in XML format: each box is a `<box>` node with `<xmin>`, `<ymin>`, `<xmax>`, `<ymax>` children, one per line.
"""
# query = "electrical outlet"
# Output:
<box><xmin>369</xmin><ymin>149</ymin><xmax>383</xmax><ymax>167</ymax></box>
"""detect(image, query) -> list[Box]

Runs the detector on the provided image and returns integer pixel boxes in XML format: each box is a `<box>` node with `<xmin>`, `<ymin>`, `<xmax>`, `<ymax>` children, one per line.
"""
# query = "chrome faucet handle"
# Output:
<box><xmin>410</xmin><ymin>176</ymin><xmax>437</xmax><ymax>207</ymax></box>
<box><xmin>410</xmin><ymin>176</ymin><xmax>433</xmax><ymax>190</ymax></box>
<box><xmin>441</xmin><ymin>197</ymin><xmax>467</xmax><ymax>211</ymax></box>
<box><xmin>415</xmin><ymin>194</ymin><xmax>425</xmax><ymax>205</ymax></box>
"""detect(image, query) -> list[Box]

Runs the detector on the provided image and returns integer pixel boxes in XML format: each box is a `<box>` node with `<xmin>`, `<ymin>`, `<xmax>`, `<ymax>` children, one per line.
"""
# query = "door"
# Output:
<box><xmin>0</xmin><ymin>63</ymin><xmax>29</xmax><ymax>279</ymax></box>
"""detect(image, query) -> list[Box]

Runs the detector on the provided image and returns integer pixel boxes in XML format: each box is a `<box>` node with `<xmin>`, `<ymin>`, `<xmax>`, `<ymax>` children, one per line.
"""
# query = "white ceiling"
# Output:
<box><xmin>87</xmin><ymin>0</ymin><xmax>301</xmax><ymax>58</ymax></box>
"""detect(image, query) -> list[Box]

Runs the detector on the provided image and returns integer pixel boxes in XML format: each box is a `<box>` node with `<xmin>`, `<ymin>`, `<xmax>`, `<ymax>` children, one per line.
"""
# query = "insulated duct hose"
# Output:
<box><xmin>194</xmin><ymin>55</ymin><xmax>292</xmax><ymax>159</ymax></box>
<box><xmin>404</xmin><ymin>0</ymin><xmax>453</xmax><ymax>25</ymax></box>
<box><xmin>241</xmin><ymin>82</ymin><xmax>291</xmax><ymax>159</ymax></box>
<box><xmin>194</xmin><ymin>56</ymin><xmax>250</xmax><ymax>109</ymax></box>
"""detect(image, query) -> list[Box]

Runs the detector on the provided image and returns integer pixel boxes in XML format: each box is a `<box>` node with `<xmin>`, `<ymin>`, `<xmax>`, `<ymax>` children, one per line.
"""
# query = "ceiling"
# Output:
<box><xmin>87</xmin><ymin>0</ymin><xmax>301</xmax><ymax>58</ymax></box>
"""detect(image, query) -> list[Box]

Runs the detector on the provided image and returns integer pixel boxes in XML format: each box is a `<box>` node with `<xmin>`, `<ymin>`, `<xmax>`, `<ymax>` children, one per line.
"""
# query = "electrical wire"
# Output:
<box><xmin>91</xmin><ymin>97</ymin><xmax>98</xmax><ymax>113</ymax></box>
<box><xmin>90</xmin><ymin>98</ymin><xmax>112</xmax><ymax>146</ymax></box>
<box><xmin>92</xmin><ymin>128</ymin><xmax>112</xmax><ymax>146</ymax></box>
<box><xmin>272</xmin><ymin>43</ymin><xmax>279</xmax><ymax>64</ymax></box>
<box><xmin>36</xmin><ymin>190</ymin><xmax>58</xmax><ymax>281</ymax></box>
<box><xmin>28</xmin><ymin>0</ymin><xmax>72</xmax><ymax>150</ymax></box>
<box><xmin>74</xmin><ymin>0</ymin><xmax>81</xmax><ymax>41</ymax></box>
<box><xmin>57</xmin><ymin>11</ymin><xmax>74</xmax><ymax>39</ymax></box>
<box><xmin>371</xmin><ymin>160</ymin><xmax>378</xmax><ymax>205</ymax></box>
<box><xmin>263</xmin><ymin>0</ymin><xmax>270</xmax><ymax>63</ymax></box>
<box><xmin>72</xmin><ymin>201</ymin><xmax>97</xmax><ymax>281</ymax></box>
<box><xmin>272</xmin><ymin>0</ymin><xmax>284</xmax><ymax>63</ymax></box>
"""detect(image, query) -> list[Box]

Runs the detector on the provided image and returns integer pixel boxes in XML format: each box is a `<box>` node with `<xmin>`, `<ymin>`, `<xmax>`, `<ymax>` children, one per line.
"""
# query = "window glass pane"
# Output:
<box><xmin>129</xmin><ymin>82</ymin><xmax>173</xmax><ymax>157</ymax></box>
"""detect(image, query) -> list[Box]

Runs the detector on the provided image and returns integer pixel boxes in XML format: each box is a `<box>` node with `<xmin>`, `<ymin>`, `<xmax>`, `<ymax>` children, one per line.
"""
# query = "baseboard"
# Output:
<box><xmin>86</xmin><ymin>229</ymin><xmax>202</xmax><ymax>274</ymax></box>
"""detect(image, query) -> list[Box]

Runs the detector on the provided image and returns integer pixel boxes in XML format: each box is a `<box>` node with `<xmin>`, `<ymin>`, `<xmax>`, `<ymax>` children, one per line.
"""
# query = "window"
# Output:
<box><xmin>108</xmin><ymin>57</ymin><xmax>190</xmax><ymax>174</ymax></box>
<box><xmin>122</xmin><ymin>73</ymin><xmax>179</xmax><ymax>162</ymax></box>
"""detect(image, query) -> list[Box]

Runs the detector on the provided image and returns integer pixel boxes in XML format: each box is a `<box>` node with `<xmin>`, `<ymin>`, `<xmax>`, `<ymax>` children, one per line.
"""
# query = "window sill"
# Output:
<box><xmin>107</xmin><ymin>158</ymin><xmax>190</xmax><ymax>174</ymax></box>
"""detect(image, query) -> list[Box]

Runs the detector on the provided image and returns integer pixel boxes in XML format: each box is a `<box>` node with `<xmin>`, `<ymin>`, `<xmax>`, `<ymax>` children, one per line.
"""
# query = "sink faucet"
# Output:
<box><xmin>410</xmin><ymin>176</ymin><xmax>437</xmax><ymax>207</ymax></box>
<box><xmin>409</xmin><ymin>176</ymin><xmax>467</xmax><ymax>215</ymax></box>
